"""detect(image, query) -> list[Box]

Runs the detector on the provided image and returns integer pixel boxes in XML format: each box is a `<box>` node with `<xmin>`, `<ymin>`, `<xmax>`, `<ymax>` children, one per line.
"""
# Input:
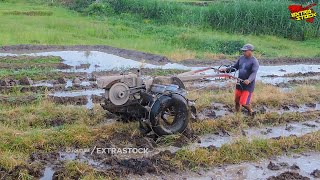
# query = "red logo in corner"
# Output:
<box><xmin>288</xmin><ymin>3</ymin><xmax>317</xmax><ymax>23</ymax></box>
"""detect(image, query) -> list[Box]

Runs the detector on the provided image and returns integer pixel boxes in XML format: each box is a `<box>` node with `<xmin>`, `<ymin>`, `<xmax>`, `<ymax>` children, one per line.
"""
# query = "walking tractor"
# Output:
<box><xmin>97</xmin><ymin>65</ymin><xmax>243</xmax><ymax>136</ymax></box>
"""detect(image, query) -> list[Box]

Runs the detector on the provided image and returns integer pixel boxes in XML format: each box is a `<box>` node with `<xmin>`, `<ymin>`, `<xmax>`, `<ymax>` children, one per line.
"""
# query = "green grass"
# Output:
<box><xmin>0</xmin><ymin>56</ymin><xmax>79</xmax><ymax>80</ymax></box>
<box><xmin>0</xmin><ymin>56</ymin><xmax>66</xmax><ymax>80</ymax></box>
<box><xmin>0</xmin><ymin>67</ymin><xmax>58</xmax><ymax>80</ymax></box>
<box><xmin>0</xmin><ymin>100</ymin><xmax>106</xmax><ymax>130</ymax></box>
<box><xmin>0</xmin><ymin>56</ymin><xmax>61</xmax><ymax>64</ymax></box>
<box><xmin>0</xmin><ymin>56</ymin><xmax>62</xmax><ymax>70</ymax></box>
<box><xmin>0</xmin><ymin>1</ymin><xmax>319</xmax><ymax>60</ymax></box>
<box><xmin>58</xmin><ymin>0</ymin><xmax>319</xmax><ymax>41</ymax></box>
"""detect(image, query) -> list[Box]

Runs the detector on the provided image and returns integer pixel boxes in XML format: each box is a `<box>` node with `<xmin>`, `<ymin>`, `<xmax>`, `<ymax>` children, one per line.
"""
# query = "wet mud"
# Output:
<box><xmin>129</xmin><ymin>152</ymin><xmax>320</xmax><ymax>180</ymax></box>
<box><xmin>178</xmin><ymin>117</ymin><xmax>320</xmax><ymax>151</ymax></box>
<box><xmin>49</xmin><ymin>95</ymin><xmax>88</xmax><ymax>106</ymax></box>
<box><xmin>267</xmin><ymin>171</ymin><xmax>310</xmax><ymax>180</ymax></box>
<box><xmin>5</xmin><ymin>113</ymin><xmax>319</xmax><ymax>179</ymax></box>
<box><xmin>196</xmin><ymin>102</ymin><xmax>320</xmax><ymax>120</ymax></box>
<box><xmin>1</xmin><ymin>47</ymin><xmax>320</xmax><ymax>179</ymax></box>
<box><xmin>1</xmin><ymin>49</ymin><xmax>320</xmax><ymax>100</ymax></box>
<box><xmin>0</xmin><ymin>45</ymin><xmax>170</xmax><ymax>64</ymax></box>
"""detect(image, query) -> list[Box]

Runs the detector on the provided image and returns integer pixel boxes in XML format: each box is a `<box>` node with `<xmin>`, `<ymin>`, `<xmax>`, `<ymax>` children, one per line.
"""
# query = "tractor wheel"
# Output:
<box><xmin>149</xmin><ymin>94</ymin><xmax>189</xmax><ymax>136</ymax></box>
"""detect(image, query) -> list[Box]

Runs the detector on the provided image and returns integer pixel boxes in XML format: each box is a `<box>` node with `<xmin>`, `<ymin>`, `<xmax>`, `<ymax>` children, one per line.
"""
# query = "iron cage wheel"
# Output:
<box><xmin>149</xmin><ymin>94</ymin><xmax>189</xmax><ymax>136</ymax></box>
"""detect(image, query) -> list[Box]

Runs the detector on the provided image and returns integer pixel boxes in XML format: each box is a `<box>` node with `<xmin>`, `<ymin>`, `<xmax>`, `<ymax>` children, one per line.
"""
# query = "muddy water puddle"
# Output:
<box><xmin>279</xmin><ymin>103</ymin><xmax>320</xmax><ymax>113</ymax></box>
<box><xmin>261</xmin><ymin>75</ymin><xmax>320</xmax><ymax>85</ymax></box>
<box><xmin>0</xmin><ymin>51</ymin><xmax>192</xmax><ymax>73</ymax></box>
<box><xmin>189</xmin><ymin>75</ymin><xmax>320</xmax><ymax>89</ymax></box>
<box><xmin>197</xmin><ymin>102</ymin><xmax>233</xmax><ymax>120</ymax></box>
<box><xmin>199</xmin><ymin>103</ymin><xmax>320</xmax><ymax>120</ymax></box>
<box><xmin>131</xmin><ymin>152</ymin><xmax>320</xmax><ymax>180</ymax></box>
<box><xmin>191</xmin><ymin>64</ymin><xmax>320</xmax><ymax>85</ymax></box>
<box><xmin>194</xmin><ymin>119</ymin><xmax>320</xmax><ymax>149</ymax></box>
<box><xmin>40</xmin><ymin>166</ymin><xmax>55</xmax><ymax>180</ymax></box>
<box><xmin>256</xmin><ymin>103</ymin><xmax>320</xmax><ymax>115</ymax></box>
<box><xmin>39</xmin><ymin>151</ymin><xmax>109</xmax><ymax>180</ymax></box>
<box><xmin>1</xmin><ymin>51</ymin><xmax>320</xmax><ymax>83</ymax></box>
<box><xmin>51</xmin><ymin>89</ymin><xmax>104</xmax><ymax>97</ymax></box>
<box><xmin>49</xmin><ymin>89</ymin><xmax>104</xmax><ymax>109</ymax></box>
<box><xmin>59</xmin><ymin>152</ymin><xmax>105</xmax><ymax>168</ymax></box>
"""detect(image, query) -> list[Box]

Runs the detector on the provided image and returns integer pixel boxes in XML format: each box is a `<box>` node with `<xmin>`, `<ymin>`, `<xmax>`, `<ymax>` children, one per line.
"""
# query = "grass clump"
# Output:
<box><xmin>0</xmin><ymin>56</ymin><xmax>63</xmax><ymax>69</ymax></box>
<box><xmin>0</xmin><ymin>67</ymin><xmax>58</xmax><ymax>80</ymax></box>
<box><xmin>0</xmin><ymin>100</ymin><xmax>106</xmax><ymax>129</ymax></box>
<box><xmin>84</xmin><ymin>1</ymin><xmax>114</xmax><ymax>17</ymax></box>
<box><xmin>177</xmin><ymin>34</ymin><xmax>244</xmax><ymax>54</ymax></box>
<box><xmin>0</xmin><ymin>56</ymin><xmax>67</xmax><ymax>80</ymax></box>
<box><xmin>0</xmin><ymin>56</ymin><xmax>61</xmax><ymax>64</ymax></box>
<box><xmin>0</xmin><ymin>150</ymin><xmax>28</xmax><ymax>171</ymax></box>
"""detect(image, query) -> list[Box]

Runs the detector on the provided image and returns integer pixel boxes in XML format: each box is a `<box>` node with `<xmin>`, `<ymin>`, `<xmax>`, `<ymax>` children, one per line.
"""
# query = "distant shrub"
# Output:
<box><xmin>216</xmin><ymin>40</ymin><xmax>244</xmax><ymax>54</ymax></box>
<box><xmin>61</xmin><ymin>0</ymin><xmax>95</xmax><ymax>12</ymax></box>
<box><xmin>205</xmin><ymin>0</ymin><xmax>318</xmax><ymax>41</ymax></box>
<box><xmin>85</xmin><ymin>2</ymin><xmax>114</xmax><ymax>16</ymax></box>
<box><xmin>177</xmin><ymin>35</ymin><xmax>244</xmax><ymax>54</ymax></box>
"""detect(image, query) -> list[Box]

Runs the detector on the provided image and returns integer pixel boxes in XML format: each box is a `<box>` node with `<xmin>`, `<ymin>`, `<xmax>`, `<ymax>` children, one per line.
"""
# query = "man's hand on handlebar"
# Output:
<box><xmin>243</xmin><ymin>80</ymin><xmax>250</xmax><ymax>85</ymax></box>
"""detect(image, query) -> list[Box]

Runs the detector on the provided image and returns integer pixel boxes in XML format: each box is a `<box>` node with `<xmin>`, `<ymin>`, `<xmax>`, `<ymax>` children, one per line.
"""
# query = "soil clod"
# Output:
<box><xmin>311</xmin><ymin>169</ymin><xmax>320</xmax><ymax>178</ymax></box>
<box><xmin>290</xmin><ymin>164</ymin><xmax>300</xmax><ymax>170</ymax></box>
<box><xmin>19</xmin><ymin>77</ymin><xmax>33</xmax><ymax>85</ymax></box>
<box><xmin>302</xmin><ymin>123</ymin><xmax>317</xmax><ymax>128</ymax></box>
<box><xmin>57</xmin><ymin>77</ymin><xmax>67</xmax><ymax>84</ymax></box>
<box><xmin>267</xmin><ymin>171</ymin><xmax>310</xmax><ymax>180</ymax></box>
<box><xmin>261</xmin><ymin>128</ymin><xmax>272</xmax><ymax>135</ymax></box>
<box><xmin>267</xmin><ymin>161</ymin><xmax>280</xmax><ymax>171</ymax></box>
<box><xmin>285</xmin><ymin>124</ymin><xmax>294</xmax><ymax>131</ymax></box>
<box><xmin>173</xmin><ymin>135</ymin><xmax>190</xmax><ymax>148</ymax></box>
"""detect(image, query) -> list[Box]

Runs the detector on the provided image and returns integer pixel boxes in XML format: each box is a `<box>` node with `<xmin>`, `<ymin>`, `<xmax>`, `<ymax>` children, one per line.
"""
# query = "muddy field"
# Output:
<box><xmin>0</xmin><ymin>45</ymin><xmax>320</xmax><ymax>180</ymax></box>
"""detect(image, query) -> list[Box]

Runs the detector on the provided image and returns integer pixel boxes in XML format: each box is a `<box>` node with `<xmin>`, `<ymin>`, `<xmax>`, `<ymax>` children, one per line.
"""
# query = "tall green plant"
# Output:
<box><xmin>53</xmin><ymin>0</ymin><xmax>320</xmax><ymax>40</ymax></box>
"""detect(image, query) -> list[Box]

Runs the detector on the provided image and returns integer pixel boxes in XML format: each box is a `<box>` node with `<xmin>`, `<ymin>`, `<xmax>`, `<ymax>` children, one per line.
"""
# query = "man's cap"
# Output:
<box><xmin>241</xmin><ymin>44</ymin><xmax>254</xmax><ymax>51</ymax></box>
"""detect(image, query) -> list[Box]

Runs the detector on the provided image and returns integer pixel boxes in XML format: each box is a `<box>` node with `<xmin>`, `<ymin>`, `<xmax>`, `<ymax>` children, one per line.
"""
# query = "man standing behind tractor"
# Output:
<box><xmin>220</xmin><ymin>44</ymin><xmax>259</xmax><ymax>116</ymax></box>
